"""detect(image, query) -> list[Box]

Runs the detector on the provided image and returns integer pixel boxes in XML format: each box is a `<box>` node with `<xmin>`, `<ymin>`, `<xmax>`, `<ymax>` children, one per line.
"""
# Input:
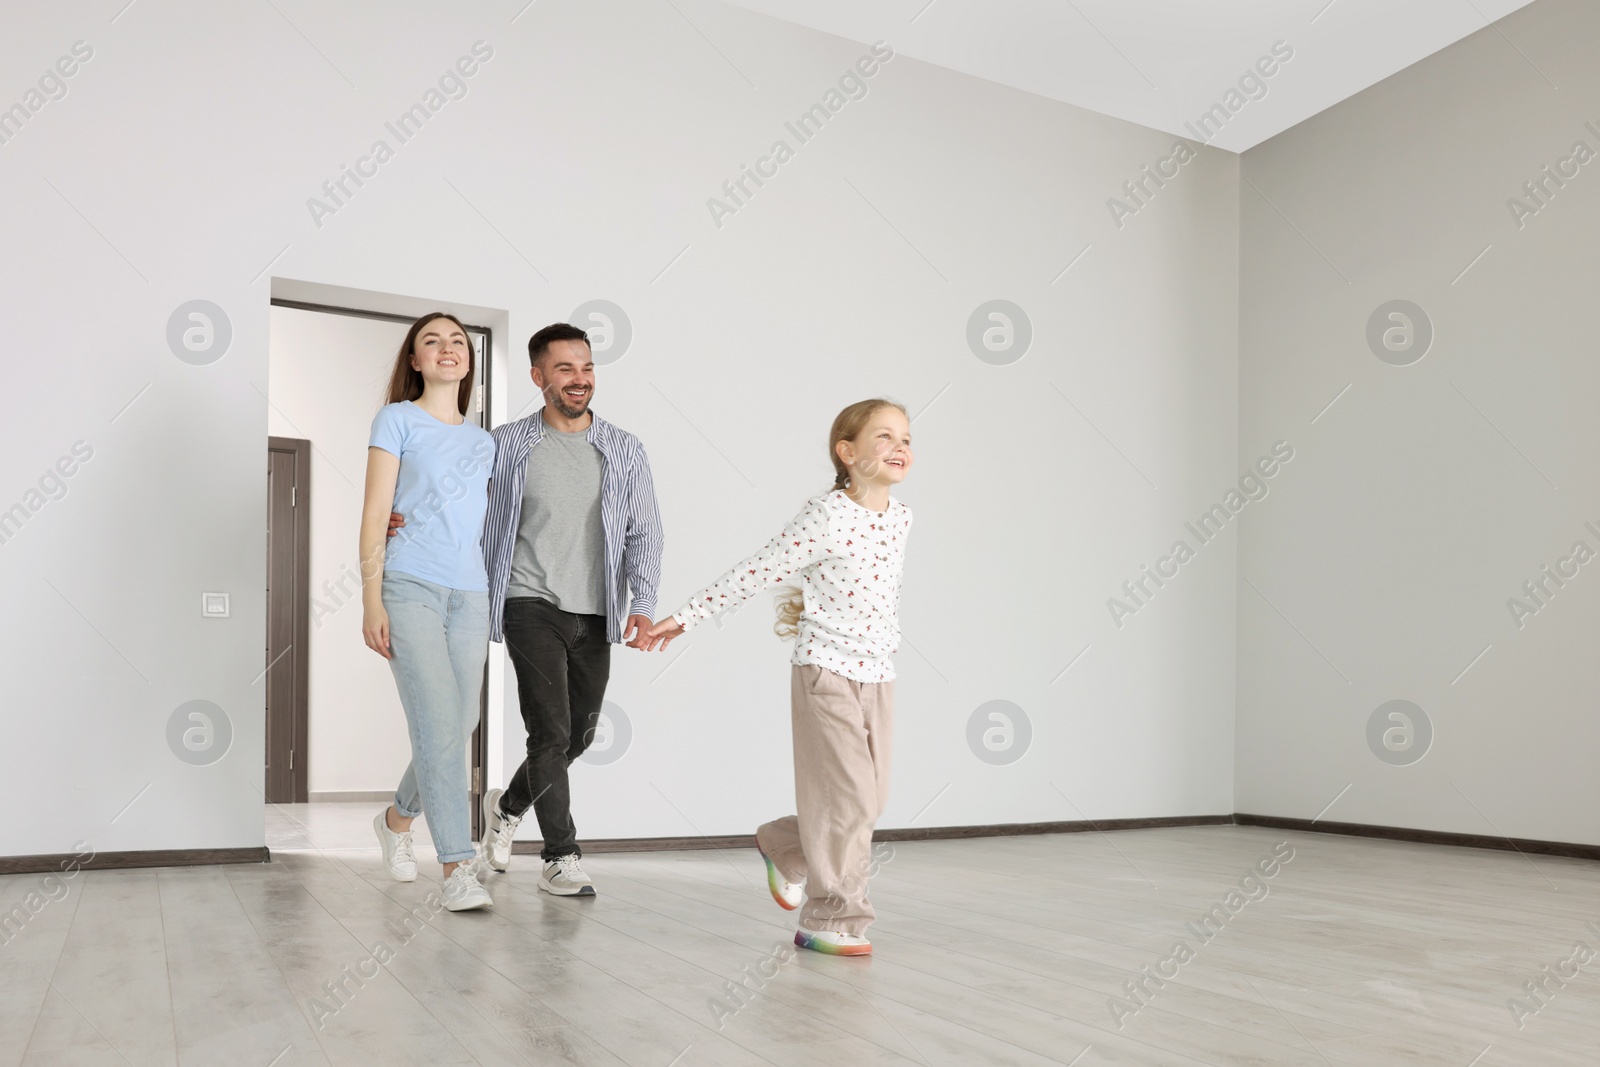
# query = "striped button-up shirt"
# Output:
<box><xmin>483</xmin><ymin>410</ymin><xmax>664</xmax><ymax>644</ymax></box>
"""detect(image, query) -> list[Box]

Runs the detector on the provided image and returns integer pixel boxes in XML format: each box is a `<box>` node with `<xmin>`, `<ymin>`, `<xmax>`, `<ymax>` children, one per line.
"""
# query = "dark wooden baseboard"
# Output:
<box><xmin>519</xmin><ymin>812</ymin><xmax>1600</xmax><ymax>861</ymax></box>
<box><xmin>6</xmin><ymin>811</ymin><xmax>1597</xmax><ymax>874</ymax></box>
<box><xmin>0</xmin><ymin>847</ymin><xmax>270</xmax><ymax>877</ymax></box>
<box><xmin>1233</xmin><ymin>813</ymin><xmax>1600</xmax><ymax>862</ymax></box>
<box><xmin>876</xmin><ymin>814</ymin><xmax>1232</xmax><ymax>842</ymax></box>
<box><xmin>513</xmin><ymin>814</ymin><xmax>1236</xmax><ymax>856</ymax></box>
<box><xmin>517</xmin><ymin>835</ymin><xmax>757</xmax><ymax>855</ymax></box>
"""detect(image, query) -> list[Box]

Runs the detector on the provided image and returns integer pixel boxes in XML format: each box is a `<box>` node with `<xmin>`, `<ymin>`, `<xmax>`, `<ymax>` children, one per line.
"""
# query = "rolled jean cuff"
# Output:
<box><xmin>437</xmin><ymin>847</ymin><xmax>477</xmax><ymax>865</ymax></box>
<box><xmin>392</xmin><ymin>795</ymin><xmax>422</xmax><ymax>820</ymax></box>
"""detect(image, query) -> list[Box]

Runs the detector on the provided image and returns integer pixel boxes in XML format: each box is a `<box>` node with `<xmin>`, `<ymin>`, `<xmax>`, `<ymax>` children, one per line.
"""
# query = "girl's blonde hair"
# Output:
<box><xmin>774</xmin><ymin>398</ymin><xmax>907</xmax><ymax>638</ymax></box>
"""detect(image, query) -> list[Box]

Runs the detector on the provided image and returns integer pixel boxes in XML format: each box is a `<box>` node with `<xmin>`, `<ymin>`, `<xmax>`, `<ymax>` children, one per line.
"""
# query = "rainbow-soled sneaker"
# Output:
<box><xmin>795</xmin><ymin>926</ymin><xmax>872</xmax><ymax>956</ymax></box>
<box><xmin>759</xmin><ymin>847</ymin><xmax>803</xmax><ymax>911</ymax></box>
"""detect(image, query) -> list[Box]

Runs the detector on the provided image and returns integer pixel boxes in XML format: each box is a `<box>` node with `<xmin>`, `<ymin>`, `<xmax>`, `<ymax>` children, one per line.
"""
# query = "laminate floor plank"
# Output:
<box><xmin>0</xmin><ymin>867</ymin><xmax>86</xmax><ymax>1067</ymax></box>
<box><xmin>4</xmin><ymin>811</ymin><xmax>1597</xmax><ymax>1066</ymax></box>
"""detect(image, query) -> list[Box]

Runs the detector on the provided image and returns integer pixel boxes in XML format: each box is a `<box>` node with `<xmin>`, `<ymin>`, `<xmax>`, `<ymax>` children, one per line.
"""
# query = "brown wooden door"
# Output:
<box><xmin>266</xmin><ymin>437</ymin><xmax>310</xmax><ymax>803</ymax></box>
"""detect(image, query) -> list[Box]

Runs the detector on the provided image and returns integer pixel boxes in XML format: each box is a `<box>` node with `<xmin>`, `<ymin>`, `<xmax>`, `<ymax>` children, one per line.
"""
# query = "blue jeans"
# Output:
<box><xmin>383</xmin><ymin>572</ymin><xmax>489</xmax><ymax>865</ymax></box>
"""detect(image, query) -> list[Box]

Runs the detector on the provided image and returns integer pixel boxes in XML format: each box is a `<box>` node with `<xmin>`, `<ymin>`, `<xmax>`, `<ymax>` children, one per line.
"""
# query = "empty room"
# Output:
<box><xmin>1</xmin><ymin>1</ymin><xmax>1596</xmax><ymax>1064</ymax></box>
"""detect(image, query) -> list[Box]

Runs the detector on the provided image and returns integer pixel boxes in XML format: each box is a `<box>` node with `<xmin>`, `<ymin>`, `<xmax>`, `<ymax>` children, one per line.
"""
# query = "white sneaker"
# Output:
<box><xmin>373</xmin><ymin>809</ymin><xmax>417</xmax><ymax>882</ymax></box>
<box><xmin>539</xmin><ymin>854</ymin><xmax>596</xmax><ymax>897</ymax></box>
<box><xmin>759</xmin><ymin>847</ymin><xmax>803</xmax><ymax>910</ymax></box>
<box><xmin>481</xmin><ymin>787</ymin><xmax>521</xmax><ymax>873</ymax></box>
<box><xmin>463</xmin><ymin>844</ymin><xmax>490</xmax><ymax>883</ymax></box>
<box><xmin>795</xmin><ymin>926</ymin><xmax>872</xmax><ymax>956</ymax></box>
<box><xmin>443</xmin><ymin>864</ymin><xmax>493</xmax><ymax>911</ymax></box>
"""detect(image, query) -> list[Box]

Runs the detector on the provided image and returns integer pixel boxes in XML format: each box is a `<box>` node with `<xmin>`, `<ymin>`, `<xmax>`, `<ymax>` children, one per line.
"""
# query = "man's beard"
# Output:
<box><xmin>550</xmin><ymin>389</ymin><xmax>590</xmax><ymax>419</ymax></box>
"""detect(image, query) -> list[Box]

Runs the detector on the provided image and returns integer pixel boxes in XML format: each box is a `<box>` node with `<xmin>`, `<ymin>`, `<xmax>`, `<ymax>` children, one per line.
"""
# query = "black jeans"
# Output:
<box><xmin>501</xmin><ymin>597</ymin><xmax>611</xmax><ymax>860</ymax></box>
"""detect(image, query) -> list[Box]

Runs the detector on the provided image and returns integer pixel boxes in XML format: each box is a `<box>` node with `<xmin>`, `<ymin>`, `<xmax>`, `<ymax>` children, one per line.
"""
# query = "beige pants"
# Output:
<box><xmin>756</xmin><ymin>663</ymin><xmax>894</xmax><ymax>936</ymax></box>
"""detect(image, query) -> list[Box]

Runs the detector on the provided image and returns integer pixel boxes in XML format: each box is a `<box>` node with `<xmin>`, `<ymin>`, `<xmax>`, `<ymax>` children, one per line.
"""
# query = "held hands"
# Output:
<box><xmin>622</xmin><ymin>614</ymin><xmax>656</xmax><ymax>651</ymax></box>
<box><xmin>387</xmin><ymin>512</ymin><xmax>404</xmax><ymax>539</ymax></box>
<box><xmin>624</xmin><ymin>614</ymin><xmax>677</xmax><ymax>651</ymax></box>
<box><xmin>642</xmin><ymin>616</ymin><xmax>685</xmax><ymax>651</ymax></box>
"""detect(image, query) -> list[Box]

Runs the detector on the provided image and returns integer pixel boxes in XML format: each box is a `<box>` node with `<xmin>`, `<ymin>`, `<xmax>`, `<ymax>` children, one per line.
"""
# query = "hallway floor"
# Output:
<box><xmin>1</xmin><ymin>810</ymin><xmax>1596</xmax><ymax>1065</ymax></box>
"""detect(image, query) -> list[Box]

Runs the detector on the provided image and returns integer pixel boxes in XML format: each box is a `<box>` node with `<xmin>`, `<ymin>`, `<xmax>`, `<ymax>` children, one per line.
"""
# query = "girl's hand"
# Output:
<box><xmin>363</xmin><ymin>605</ymin><xmax>393</xmax><ymax>659</ymax></box>
<box><xmin>644</xmin><ymin>617</ymin><xmax>684</xmax><ymax>651</ymax></box>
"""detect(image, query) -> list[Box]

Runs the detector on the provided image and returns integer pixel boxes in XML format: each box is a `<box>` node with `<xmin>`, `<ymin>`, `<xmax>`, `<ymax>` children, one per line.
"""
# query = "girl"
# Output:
<box><xmin>646</xmin><ymin>399</ymin><xmax>914</xmax><ymax>955</ymax></box>
<box><xmin>360</xmin><ymin>312</ymin><xmax>496</xmax><ymax>912</ymax></box>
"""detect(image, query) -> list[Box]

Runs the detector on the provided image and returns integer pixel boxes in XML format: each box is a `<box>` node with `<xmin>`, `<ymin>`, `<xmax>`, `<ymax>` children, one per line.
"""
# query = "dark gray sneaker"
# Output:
<box><xmin>539</xmin><ymin>854</ymin><xmax>595</xmax><ymax>896</ymax></box>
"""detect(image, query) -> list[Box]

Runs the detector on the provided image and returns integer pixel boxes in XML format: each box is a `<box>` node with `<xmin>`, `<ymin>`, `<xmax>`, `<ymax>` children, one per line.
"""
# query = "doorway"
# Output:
<box><xmin>264</xmin><ymin>298</ymin><xmax>495</xmax><ymax>839</ymax></box>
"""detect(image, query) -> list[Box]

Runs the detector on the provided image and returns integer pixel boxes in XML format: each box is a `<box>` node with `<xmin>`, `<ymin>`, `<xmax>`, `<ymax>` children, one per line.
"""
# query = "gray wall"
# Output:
<box><xmin>1236</xmin><ymin>0</ymin><xmax>1600</xmax><ymax>844</ymax></box>
<box><xmin>0</xmin><ymin>0</ymin><xmax>1241</xmax><ymax>856</ymax></box>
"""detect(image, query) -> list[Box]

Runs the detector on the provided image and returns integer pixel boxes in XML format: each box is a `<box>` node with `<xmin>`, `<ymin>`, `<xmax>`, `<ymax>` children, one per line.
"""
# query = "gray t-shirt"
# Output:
<box><xmin>506</xmin><ymin>422</ymin><xmax>607</xmax><ymax>615</ymax></box>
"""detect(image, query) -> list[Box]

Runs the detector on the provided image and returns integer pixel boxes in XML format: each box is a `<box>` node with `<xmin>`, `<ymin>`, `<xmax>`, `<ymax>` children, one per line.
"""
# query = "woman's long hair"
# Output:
<box><xmin>383</xmin><ymin>312</ymin><xmax>475</xmax><ymax>415</ymax></box>
<box><xmin>774</xmin><ymin>398</ymin><xmax>907</xmax><ymax>638</ymax></box>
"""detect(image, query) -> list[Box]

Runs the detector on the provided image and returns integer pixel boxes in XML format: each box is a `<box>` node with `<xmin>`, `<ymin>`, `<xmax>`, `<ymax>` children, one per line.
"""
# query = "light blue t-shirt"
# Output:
<box><xmin>369</xmin><ymin>400</ymin><xmax>496</xmax><ymax>592</ymax></box>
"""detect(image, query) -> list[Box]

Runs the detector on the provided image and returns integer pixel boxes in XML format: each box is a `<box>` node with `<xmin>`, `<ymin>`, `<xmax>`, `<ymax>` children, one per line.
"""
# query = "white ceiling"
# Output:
<box><xmin>717</xmin><ymin>0</ymin><xmax>1540</xmax><ymax>152</ymax></box>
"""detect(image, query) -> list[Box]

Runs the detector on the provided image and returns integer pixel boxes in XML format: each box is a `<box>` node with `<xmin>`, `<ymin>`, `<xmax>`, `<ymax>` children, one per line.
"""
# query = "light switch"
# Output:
<box><xmin>202</xmin><ymin>593</ymin><xmax>230</xmax><ymax>618</ymax></box>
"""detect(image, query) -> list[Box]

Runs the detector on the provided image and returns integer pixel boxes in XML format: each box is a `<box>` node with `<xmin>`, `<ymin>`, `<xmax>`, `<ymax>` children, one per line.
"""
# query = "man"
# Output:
<box><xmin>401</xmin><ymin>322</ymin><xmax>663</xmax><ymax>896</ymax></box>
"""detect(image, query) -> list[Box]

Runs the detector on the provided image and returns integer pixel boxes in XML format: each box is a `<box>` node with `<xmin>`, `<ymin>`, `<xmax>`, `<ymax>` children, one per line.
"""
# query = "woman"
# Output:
<box><xmin>359</xmin><ymin>312</ymin><xmax>496</xmax><ymax>911</ymax></box>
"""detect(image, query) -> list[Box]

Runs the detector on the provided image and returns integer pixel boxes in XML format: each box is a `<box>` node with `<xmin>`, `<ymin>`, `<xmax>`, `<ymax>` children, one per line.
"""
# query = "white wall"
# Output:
<box><xmin>1236</xmin><ymin>0</ymin><xmax>1600</xmax><ymax>844</ymax></box>
<box><xmin>1</xmin><ymin>0</ymin><xmax>1240</xmax><ymax>857</ymax></box>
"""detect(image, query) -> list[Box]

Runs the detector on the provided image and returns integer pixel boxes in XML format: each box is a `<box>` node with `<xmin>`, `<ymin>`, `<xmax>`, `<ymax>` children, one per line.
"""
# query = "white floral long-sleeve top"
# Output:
<box><xmin>671</xmin><ymin>491</ymin><xmax>913</xmax><ymax>683</ymax></box>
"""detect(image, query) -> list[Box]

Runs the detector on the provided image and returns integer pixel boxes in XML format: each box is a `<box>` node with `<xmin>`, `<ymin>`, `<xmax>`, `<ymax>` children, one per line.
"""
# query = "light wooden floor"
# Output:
<box><xmin>2</xmin><ymin>807</ymin><xmax>1597</xmax><ymax>1066</ymax></box>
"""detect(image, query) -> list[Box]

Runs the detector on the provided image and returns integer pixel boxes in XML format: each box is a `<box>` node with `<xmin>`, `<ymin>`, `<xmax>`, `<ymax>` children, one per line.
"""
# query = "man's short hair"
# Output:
<box><xmin>528</xmin><ymin>322</ymin><xmax>591</xmax><ymax>367</ymax></box>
